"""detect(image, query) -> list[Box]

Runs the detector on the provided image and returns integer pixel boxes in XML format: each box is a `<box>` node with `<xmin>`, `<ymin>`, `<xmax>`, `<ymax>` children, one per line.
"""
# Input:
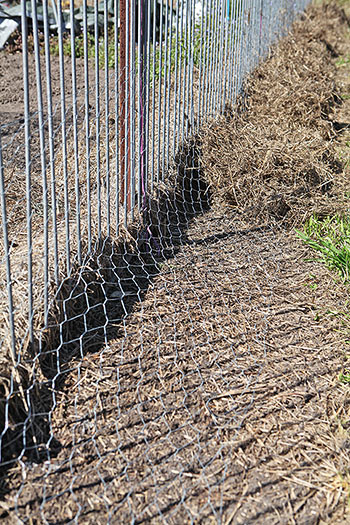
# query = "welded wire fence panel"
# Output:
<box><xmin>0</xmin><ymin>0</ymin><xmax>309</xmax><ymax>521</ymax></box>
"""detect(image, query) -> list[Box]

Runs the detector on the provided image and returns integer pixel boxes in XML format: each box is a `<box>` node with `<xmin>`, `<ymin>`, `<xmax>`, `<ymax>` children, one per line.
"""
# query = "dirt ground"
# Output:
<box><xmin>0</xmin><ymin>51</ymin><xmax>105</xmax><ymax>174</ymax></box>
<box><xmin>2</xmin><ymin>211</ymin><xmax>350</xmax><ymax>524</ymax></box>
<box><xmin>1</xmin><ymin>2</ymin><xmax>350</xmax><ymax>524</ymax></box>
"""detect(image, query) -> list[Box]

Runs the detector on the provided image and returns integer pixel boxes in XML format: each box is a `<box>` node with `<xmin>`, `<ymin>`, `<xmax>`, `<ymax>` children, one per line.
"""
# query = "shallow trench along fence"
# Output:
<box><xmin>0</xmin><ymin>0</ymin><xmax>309</xmax><ymax>519</ymax></box>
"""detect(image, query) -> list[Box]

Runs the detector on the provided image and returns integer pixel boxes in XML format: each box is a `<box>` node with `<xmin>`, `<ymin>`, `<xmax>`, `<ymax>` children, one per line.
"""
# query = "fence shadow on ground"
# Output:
<box><xmin>0</xmin><ymin>137</ymin><xmax>211</xmax><ymax>493</ymax></box>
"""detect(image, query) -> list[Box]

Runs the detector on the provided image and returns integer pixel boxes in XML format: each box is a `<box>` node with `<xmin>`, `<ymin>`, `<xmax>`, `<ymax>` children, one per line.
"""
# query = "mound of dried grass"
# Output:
<box><xmin>201</xmin><ymin>2</ymin><xmax>349</xmax><ymax>224</ymax></box>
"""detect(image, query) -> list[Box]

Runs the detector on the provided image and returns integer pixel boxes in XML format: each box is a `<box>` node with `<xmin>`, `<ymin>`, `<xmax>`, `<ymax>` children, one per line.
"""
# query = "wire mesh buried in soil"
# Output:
<box><xmin>2</xmin><ymin>208</ymin><xmax>350</xmax><ymax>523</ymax></box>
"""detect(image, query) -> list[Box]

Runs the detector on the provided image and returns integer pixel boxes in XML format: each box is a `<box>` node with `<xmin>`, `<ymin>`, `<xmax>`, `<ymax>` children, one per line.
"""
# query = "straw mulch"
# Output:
<box><xmin>201</xmin><ymin>2</ymin><xmax>349</xmax><ymax>225</ymax></box>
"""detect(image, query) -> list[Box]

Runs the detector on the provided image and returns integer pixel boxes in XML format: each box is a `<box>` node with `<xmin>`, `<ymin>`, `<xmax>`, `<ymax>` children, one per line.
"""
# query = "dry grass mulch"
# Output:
<box><xmin>201</xmin><ymin>2</ymin><xmax>350</xmax><ymax>225</ymax></box>
<box><xmin>1</xmin><ymin>211</ymin><xmax>350</xmax><ymax>524</ymax></box>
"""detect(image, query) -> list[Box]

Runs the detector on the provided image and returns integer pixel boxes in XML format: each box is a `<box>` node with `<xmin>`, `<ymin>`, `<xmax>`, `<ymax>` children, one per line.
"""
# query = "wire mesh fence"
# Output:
<box><xmin>0</xmin><ymin>0</ymin><xmax>311</xmax><ymax>521</ymax></box>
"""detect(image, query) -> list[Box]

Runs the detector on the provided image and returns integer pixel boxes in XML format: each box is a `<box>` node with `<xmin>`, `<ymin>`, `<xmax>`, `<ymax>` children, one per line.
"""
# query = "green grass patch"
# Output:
<box><xmin>339</xmin><ymin>371</ymin><xmax>350</xmax><ymax>384</ymax></box>
<box><xmin>49</xmin><ymin>23</ymin><xmax>207</xmax><ymax>74</ymax></box>
<box><xmin>296</xmin><ymin>214</ymin><xmax>350</xmax><ymax>282</ymax></box>
<box><xmin>297</xmin><ymin>214</ymin><xmax>350</xmax><ymax>387</ymax></box>
<box><xmin>336</xmin><ymin>54</ymin><xmax>350</xmax><ymax>67</ymax></box>
<box><xmin>49</xmin><ymin>31</ymin><xmax>114</xmax><ymax>68</ymax></box>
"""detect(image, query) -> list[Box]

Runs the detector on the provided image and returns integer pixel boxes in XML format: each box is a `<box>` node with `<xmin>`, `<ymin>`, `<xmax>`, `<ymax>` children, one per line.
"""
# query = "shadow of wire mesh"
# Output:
<box><xmin>0</xmin><ymin>137</ymin><xmax>209</xmax><ymax>467</ymax></box>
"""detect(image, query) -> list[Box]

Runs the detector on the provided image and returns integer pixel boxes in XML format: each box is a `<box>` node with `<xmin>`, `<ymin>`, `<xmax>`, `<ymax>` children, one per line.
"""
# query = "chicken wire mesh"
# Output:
<box><xmin>0</xmin><ymin>0</ymin><xmax>314</xmax><ymax>522</ymax></box>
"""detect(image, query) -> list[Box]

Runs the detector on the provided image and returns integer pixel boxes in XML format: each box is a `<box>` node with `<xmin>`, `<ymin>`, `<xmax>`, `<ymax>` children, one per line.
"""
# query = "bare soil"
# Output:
<box><xmin>1</xmin><ymin>2</ymin><xmax>350</xmax><ymax>524</ymax></box>
<box><xmin>2</xmin><ymin>212</ymin><xmax>350</xmax><ymax>524</ymax></box>
<box><xmin>0</xmin><ymin>51</ymin><xmax>104</xmax><ymax>172</ymax></box>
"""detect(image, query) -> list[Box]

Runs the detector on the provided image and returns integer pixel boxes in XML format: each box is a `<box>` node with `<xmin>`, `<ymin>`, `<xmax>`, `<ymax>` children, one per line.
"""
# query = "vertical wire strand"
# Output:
<box><xmin>205</xmin><ymin>0</ymin><xmax>214</xmax><ymax>118</ymax></box>
<box><xmin>222</xmin><ymin>0</ymin><xmax>229</xmax><ymax>107</ymax></box>
<box><xmin>130</xmin><ymin>0</ymin><xmax>136</xmax><ymax>219</ymax></box>
<box><xmin>120</xmin><ymin>0</ymin><xmax>127</xmax><ymax>216</ymax></box>
<box><xmin>57</xmin><ymin>0</ymin><xmax>71</xmax><ymax>274</ymax></box>
<box><xmin>165</xmin><ymin>0</ymin><xmax>174</xmax><ymax>166</ymax></box>
<box><xmin>22</xmin><ymin>0</ymin><xmax>33</xmax><ymax>341</ymax></box>
<box><xmin>161</xmin><ymin>0</ymin><xmax>170</xmax><ymax>174</ymax></box>
<box><xmin>94</xmin><ymin>0</ymin><xmax>102</xmax><ymax>236</ymax></box>
<box><xmin>211</xmin><ymin>0</ymin><xmax>219</xmax><ymax>116</ymax></box>
<box><xmin>31</xmin><ymin>0</ymin><xmax>49</xmax><ymax>325</ymax></box>
<box><xmin>176</xmin><ymin>0</ymin><xmax>185</xmax><ymax>153</ymax></box>
<box><xmin>0</xmin><ymin>135</ymin><xmax>16</xmax><ymax>363</ymax></box>
<box><xmin>226</xmin><ymin>0</ymin><xmax>236</xmax><ymax>103</ymax></box>
<box><xmin>251</xmin><ymin>0</ymin><xmax>258</xmax><ymax>70</ymax></box>
<box><xmin>206</xmin><ymin>0</ymin><xmax>214</xmax><ymax>115</ymax></box>
<box><xmin>137</xmin><ymin>0</ymin><xmax>143</xmax><ymax>210</ymax></box>
<box><xmin>225</xmin><ymin>0</ymin><xmax>233</xmax><ymax>101</ymax></box>
<box><xmin>138</xmin><ymin>0</ymin><xmax>148</xmax><ymax>210</ymax></box>
<box><xmin>83</xmin><ymin>0</ymin><xmax>92</xmax><ymax>251</ymax></box>
<box><xmin>43</xmin><ymin>0</ymin><xmax>59</xmax><ymax>286</ymax></box>
<box><xmin>258</xmin><ymin>0</ymin><xmax>263</xmax><ymax>59</ymax></box>
<box><xmin>252</xmin><ymin>0</ymin><xmax>257</xmax><ymax>69</ymax></box>
<box><xmin>181</xmin><ymin>0</ymin><xmax>189</xmax><ymax>138</ymax></box>
<box><xmin>237</xmin><ymin>0</ymin><xmax>245</xmax><ymax>94</ymax></box>
<box><xmin>124</xmin><ymin>0</ymin><xmax>130</xmax><ymax>226</ymax></box>
<box><xmin>215</xmin><ymin>0</ymin><xmax>224</xmax><ymax>112</ymax></box>
<box><xmin>232</xmin><ymin>0</ymin><xmax>240</xmax><ymax>98</ymax></box>
<box><xmin>205</xmin><ymin>0</ymin><xmax>214</xmax><ymax>119</ymax></box>
<box><xmin>197</xmin><ymin>0</ymin><xmax>205</xmax><ymax>127</ymax></box>
<box><xmin>246</xmin><ymin>0</ymin><xmax>252</xmax><ymax>72</ymax></box>
<box><xmin>211</xmin><ymin>0</ymin><xmax>220</xmax><ymax>115</ymax></box>
<box><xmin>202</xmin><ymin>0</ymin><xmax>210</xmax><ymax>122</ymax></box>
<box><xmin>156</xmin><ymin>0</ymin><xmax>164</xmax><ymax>182</ymax></box>
<box><xmin>70</xmin><ymin>0</ymin><xmax>82</xmax><ymax>264</ymax></box>
<box><xmin>235</xmin><ymin>0</ymin><xmax>246</xmax><ymax>98</ymax></box>
<box><xmin>188</xmin><ymin>0</ymin><xmax>195</xmax><ymax>130</ymax></box>
<box><xmin>172</xmin><ymin>0</ymin><xmax>180</xmax><ymax>159</ymax></box>
<box><xmin>144</xmin><ymin>0</ymin><xmax>152</xmax><ymax>200</ymax></box>
<box><xmin>150</xmin><ymin>0</ymin><xmax>157</xmax><ymax>193</ymax></box>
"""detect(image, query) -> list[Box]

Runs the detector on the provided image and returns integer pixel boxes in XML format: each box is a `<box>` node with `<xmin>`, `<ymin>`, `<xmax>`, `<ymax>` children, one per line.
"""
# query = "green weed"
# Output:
<box><xmin>336</xmin><ymin>54</ymin><xmax>350</xmax><ymax>67</ymax></box>
<box><xmin>339</xmin><ymin>372</ymin><xmax>350</xmax><ymax>384</ymax></box>
<box><xmin>49</xmin><ymin>22</ymin><xmax>211</xmax><ymax>74</ymax></box>
<box><xmin>296</xmin><ymin>214</ymin><xmax>350</xmax><ymax>283</ymax></box>
<box><xmin>50</xmin><ymin>31</ymin><xmax>109</xmax><ymax>67</ymax></box>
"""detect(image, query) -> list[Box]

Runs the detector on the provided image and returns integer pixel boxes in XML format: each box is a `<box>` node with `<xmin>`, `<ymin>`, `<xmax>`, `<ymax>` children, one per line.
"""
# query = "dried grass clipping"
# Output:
<box><xmin>201</xmin><ymin>2</ymin><xmax>349</xmax><ymax>225</ymax></box>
